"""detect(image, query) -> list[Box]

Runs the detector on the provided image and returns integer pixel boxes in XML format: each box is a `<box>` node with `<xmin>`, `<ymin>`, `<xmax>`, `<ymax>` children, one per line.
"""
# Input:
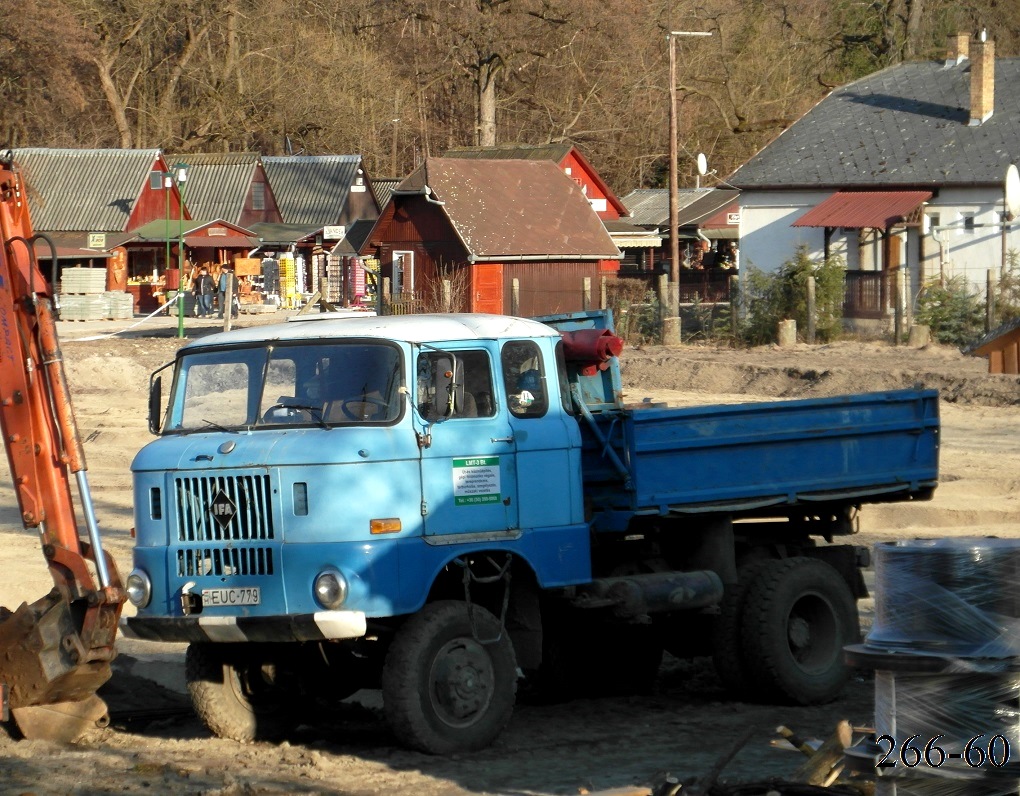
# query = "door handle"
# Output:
<box><xmin>490</xmin><ymin>436</ymin><xmax>514</xmax><ymax>443</ymax></box>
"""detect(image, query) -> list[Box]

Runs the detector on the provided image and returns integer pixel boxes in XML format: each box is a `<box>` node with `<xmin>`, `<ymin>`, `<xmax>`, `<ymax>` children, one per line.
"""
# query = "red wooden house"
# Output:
<box><xmin>362</xmin><ymin>158</ymin><xmax>621</xmax><ymax>316</ymax></box>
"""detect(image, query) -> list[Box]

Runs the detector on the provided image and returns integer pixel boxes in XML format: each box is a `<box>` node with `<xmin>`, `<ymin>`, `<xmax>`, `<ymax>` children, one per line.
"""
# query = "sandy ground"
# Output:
<box><xmin>1</xmin><ymin>312</ymin><xmax>1018</xmax><ymax>795</ymax></box>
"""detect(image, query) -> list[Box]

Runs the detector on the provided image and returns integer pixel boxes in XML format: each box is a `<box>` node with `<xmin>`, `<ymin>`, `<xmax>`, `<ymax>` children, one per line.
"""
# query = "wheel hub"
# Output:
<box><xmin>429</xmin><ymin>639</ymin><xmax>494</xmax><ymax>727</ymax></box>
<box><xmin>788</xmin><ymin>615</ymin><xmax>811</xmax><ymax>650</ymax></box>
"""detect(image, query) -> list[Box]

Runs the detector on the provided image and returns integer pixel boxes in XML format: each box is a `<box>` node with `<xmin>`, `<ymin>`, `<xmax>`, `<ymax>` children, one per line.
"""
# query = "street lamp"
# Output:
<box><xmin>172</xmin><ymin>162</ymin><xmax>189</xmax><ymax>338</ymax></box>
<box><xmin>666</xmin><ymin>30</ymin><xmax>711</xmax><ymax>343</ymax></box>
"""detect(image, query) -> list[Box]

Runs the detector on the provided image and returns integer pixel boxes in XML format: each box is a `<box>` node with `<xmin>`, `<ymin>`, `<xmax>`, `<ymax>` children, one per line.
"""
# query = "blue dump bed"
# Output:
<box><xmin>579</xmin><ymin>389</ymin><xmax>940</xmax><ymax>527</ymax></box>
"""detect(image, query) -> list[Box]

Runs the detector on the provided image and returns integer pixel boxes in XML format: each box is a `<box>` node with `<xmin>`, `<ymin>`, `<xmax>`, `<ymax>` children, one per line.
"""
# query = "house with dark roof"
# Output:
<box><xmin>620</xmin><ymin>187</ymin><xmax>741</xmax><ymax>300</ymax></box>
<box><xmin>171</xmin><ymin>152</ymin><xmax>282</xmax><ymax>227</ymax></box>
<box><xmin>361</xmin><ymin>157</ymin><xmax>621</xmax><ymax>316</ymax></box>
<box><xmin>443</xmin><ymin>144</ymin><xmax>656</xmax><ymax>272</ymax></box>
<box><xmin>13</xmin><ymin>147</ymin><xmax>188</xmax><ymax>279</ymax></box>
<box><xmin>262</xmin><ymin>155</ymin><xmax>380</xmax><ymax>227</ymax></box>
<box><xmin>730</xmin><ymin>32</ymin><xmax>1019</xmax><ymax>325</ymax></box>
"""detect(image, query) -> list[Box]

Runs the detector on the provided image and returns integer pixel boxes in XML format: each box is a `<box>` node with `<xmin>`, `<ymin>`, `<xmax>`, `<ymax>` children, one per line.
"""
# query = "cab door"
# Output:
<box><xmin>416</xmin><ymin>348</ymin><xmax>519</xmax><ymax>538</ymax></box>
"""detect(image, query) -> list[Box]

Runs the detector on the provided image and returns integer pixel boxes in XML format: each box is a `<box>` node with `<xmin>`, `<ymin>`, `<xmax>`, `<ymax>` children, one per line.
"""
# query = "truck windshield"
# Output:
<box><xmin>165</xmin><ymin>341</ymin><xmax>404</xmax><ymax>432</ymax></box>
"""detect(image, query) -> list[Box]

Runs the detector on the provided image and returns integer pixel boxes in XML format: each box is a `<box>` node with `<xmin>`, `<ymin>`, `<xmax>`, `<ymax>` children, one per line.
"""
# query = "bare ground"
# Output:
<box><xmin>1</xmin><ymin>316</ymin><xmax>1018</xmax><ymax>795</ymax></box>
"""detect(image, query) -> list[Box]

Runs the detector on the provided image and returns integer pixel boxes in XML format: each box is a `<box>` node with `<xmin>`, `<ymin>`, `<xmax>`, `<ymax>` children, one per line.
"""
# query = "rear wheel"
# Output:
<box><xmin>186</xmin><ymin>643</ymin><xmax>296</xmax><ymax>742</ymax></box>
<box><xmin>382</xmin><ymin>601</ymin><xmax>517</xmax><ymax>754</ymax></box>
<box><xmin>741</xmin><ymin>557</ymin><xmax>859</xmax><ymax>705</ymax></box>
<box><xmin>711</xmin><ymin>560</ymin><xmax>769</xmax><ymax>698</ymax></box>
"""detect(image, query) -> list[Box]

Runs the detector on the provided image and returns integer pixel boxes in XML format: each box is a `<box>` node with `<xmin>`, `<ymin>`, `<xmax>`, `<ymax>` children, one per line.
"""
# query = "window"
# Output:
<box><xmin>252</xmin><ymin>182</ymin><xmax>265</xmax><ymax>211</ymax></box>
<box><xmin>961</xmin><ymin>212</ymin><xmax>976</xmax><ymax>234</ymax></box>
<box><xmin>392</xmin><ymin>251</ymin><xmax>414</xmax><ymax>296</ymax></box>
<box><xmin>149</xmin><ymin>171</ymin><xmax>163</xmax><ymax>191</ymax></box>
<box><xmin>416</xmin><ymin>349</ymin><xmax>495</xmax><ymax>420</ymax></box>
<box><xmin>501</xmin><ymin>340</ymin><xmax>548</xmax><ymax>418</ymax></box>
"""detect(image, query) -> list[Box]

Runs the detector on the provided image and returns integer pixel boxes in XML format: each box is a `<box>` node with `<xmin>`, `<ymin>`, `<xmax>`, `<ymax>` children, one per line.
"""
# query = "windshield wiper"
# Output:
<box><xmin>202</xmin><ymin>419</ymin><xmax>236</xmax><ymax>433</ymax></box>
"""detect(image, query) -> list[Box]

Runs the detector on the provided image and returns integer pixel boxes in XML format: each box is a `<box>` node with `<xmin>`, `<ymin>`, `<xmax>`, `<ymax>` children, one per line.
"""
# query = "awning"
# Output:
<box><xmin>611</xmin><ymin>235</ymin><xmax>662</xmax><ymax>248</ymax></box>
<box><xmin>792</xmin><ymin>191</ymin><xmax>933</xmax><ymax>229</ymax></box>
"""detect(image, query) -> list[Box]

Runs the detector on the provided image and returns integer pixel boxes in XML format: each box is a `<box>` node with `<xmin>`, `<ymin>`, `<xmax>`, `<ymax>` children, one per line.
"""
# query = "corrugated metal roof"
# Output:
<box><xmin>677</xmin><ymin>190</ymin><xmax>740</xmax><ymax>227</ymax></box>
<box><xmin>262</xmin><ymin>155</ymin><xmax>362</xmax><ymax>225</ymax></box>
<box><xmin>168</xmin><ymin>152</ymin><xmax>259</xmax><ymax>224</ymax></box>
<box><xmin>247</xmin><ymin>222</ymin><xmax>322</xmax><ymax>245</ymax></box>
<box><xmin>620</xmin><ymin>188</ymin><xmax>712</xmax><ymax>227</ymax></box>
<box><xmin>372</xmin><ymin>179</ymin><xmax>400</xmax><ymax>210</ymax></box>
<box><xmin>13</xmin><ymin>147</ymin><xmax>162</xmax><ymax>232</ymax></box>
<box><xmin>398</xmin><ymin>158</ymin><xmax>619</xmax><ymax>260</ymax></box>
<box><xmin>791</xmin><ymin>190</ymin><xmax>933</xmax><ymax>229</ymax></box>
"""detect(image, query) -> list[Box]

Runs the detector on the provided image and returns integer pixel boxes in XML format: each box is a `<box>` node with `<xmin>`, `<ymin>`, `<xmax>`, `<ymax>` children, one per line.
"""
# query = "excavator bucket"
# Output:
<box><xmin>0</xmin><ymin>591</ymin><xmax>116</xmax><ymax>741</ymax></box>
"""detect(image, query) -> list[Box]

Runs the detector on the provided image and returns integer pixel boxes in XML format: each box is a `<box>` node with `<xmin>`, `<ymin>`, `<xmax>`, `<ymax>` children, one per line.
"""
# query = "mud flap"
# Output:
<box><xmin>0</xmin><ymin>592</ymin><xmax>115</xmax><ymax>741</ymax></box>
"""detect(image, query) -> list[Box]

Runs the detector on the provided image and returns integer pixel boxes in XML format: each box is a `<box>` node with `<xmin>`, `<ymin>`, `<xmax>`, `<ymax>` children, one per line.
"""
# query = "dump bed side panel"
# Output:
<box><xmin>581</xmin><ymin>388</ymin><xmax>939</xmax><ymax>517</ymax></box>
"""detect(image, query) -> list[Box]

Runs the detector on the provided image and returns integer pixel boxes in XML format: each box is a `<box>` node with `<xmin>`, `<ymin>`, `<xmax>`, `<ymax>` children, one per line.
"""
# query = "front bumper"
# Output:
<box><xmin>120</xmin><ymin>610</ymin><xmax>367</xmax><ymax>644</ymax></box>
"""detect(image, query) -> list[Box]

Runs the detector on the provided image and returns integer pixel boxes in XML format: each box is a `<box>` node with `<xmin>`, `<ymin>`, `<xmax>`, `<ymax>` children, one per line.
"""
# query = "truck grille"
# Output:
<box><xmin>177</xmin><ymin>546</ymin><xmax>275</xmax><ymax>577</ymax></box>
<box><xmin>174</xmin><ymin>474</ymin><xmax>275</xmax><ymax>542</ymax></box>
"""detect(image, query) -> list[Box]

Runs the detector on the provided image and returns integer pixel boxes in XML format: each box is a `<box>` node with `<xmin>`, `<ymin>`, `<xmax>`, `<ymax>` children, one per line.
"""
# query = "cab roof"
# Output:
<box><xmin>180</xmin><ymin>313</ymin><xmax>560</xmax><ymax>351</ymax></box>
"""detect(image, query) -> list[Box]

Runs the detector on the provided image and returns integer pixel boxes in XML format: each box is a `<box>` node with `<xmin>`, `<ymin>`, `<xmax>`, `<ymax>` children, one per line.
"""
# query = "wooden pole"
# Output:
<box><xmin>582</xmin><ymin>277</ymin><xmax>591</xmax><ymax>311</ymax></box>
<box><xmin>988</xmin><ymin>268</ymin><xmax>996</xmax><ymax>332</ymax></box>
<box><xmin>511</xmin><ymin>278</ymin><xmax>520</xmax><ymax>316</ymax></box>
<box><xmin>600</xmin><ymin>276</ymin><xmax>608</xmax><ymax>310</ymax></box>
<box><xmin>806</xmin><ymin>275</ymin><xmax>816</xmax><ymax>344</ymax></box>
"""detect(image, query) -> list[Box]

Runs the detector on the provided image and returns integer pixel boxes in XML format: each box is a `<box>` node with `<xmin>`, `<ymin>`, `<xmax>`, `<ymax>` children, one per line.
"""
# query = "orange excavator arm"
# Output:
<box><xmin>0</xmin><ymin>150</ymin><xmax>124</xmax><ymax>741</ymax></box>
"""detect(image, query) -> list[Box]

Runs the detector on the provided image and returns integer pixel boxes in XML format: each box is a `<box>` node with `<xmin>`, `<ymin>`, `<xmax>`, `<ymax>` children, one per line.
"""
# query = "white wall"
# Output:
<box><xmin>740</xmin><ymin>187</ymin><xmax>1020</xmax><ymax>299</ymax></box>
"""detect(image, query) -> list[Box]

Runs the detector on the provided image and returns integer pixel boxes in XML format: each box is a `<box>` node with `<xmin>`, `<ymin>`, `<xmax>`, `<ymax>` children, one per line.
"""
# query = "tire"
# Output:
<box><xmin>741</xmin><ymin>557</ymin><xmax>860</xmax><ymax>705</ymax></box>
<box><xmin>711</xmin><ymin>560</ymin><xmax>770</xmax><ymax>698</ymax></box>
<box><xmin>381</xmin><ymin>601</ymin><xmax>517</xmax><ymax>754</ymax></box>
<box><xmin>186</xmin><ymin>643</ymin><xmax>296</xmax><ymax>742</ymax></box>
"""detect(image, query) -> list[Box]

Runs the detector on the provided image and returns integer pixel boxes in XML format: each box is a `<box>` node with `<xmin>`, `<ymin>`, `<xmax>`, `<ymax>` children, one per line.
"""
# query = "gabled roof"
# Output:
<box><xmin>395</xmin><ymin>158</ymin><xmax>619</xmax><ymax>260</ymax></box>
<box><xmin>443</xmin><ymin>143</ymin><xmax>629</xmax><ymax>217</ymax></box>
<box><xmin>372</xmin><ymin>179</ymin><xmax>400</xmax><ymax>210</ymax></box>
<box><xmin>262</xmin><ymin>155</ymin><xmax>363</xmax><ymax>225</ymax></box>
<box><xmin>444</xmin><ymin>143</ymin><xmax>574</xmax><ymax>162</ymax></box>
<box><xmin>13</xmin><ymin>147</ymin><xmax>162</xmax><ymax>232</ymax></box>
<box><xmin>127</xmin><ymin>218</ymin><xmax>257</xmax><ymax>248</ymax></box>
<box><xmin>169</xmin><ymin>152</ymin><xmax>260</xmax><ymax>223</ymax></box>
<box><xmin>730</xmin><ymin>58</ymin><xmax>1020</xmax><ymax>189</ymax></box>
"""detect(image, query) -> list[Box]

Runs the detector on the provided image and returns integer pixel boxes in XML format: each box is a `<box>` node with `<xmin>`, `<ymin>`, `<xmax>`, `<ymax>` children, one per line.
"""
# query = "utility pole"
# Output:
<box><xmin>666</xmin><ymin>30</ymin><xmax>711</xmax><ymax>344</ymax></box>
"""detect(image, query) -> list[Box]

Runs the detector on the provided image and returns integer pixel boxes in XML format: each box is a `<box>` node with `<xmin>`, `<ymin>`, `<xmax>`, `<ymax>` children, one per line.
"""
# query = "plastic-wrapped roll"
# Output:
<box><xmin>876</xmin><ymin>779</ymin><xmax>1020</xmax><ymax>795</ymax></box>
<box><xmin>875</xmin><ymin>670</ymin><xmax>1020</xmax><ymax>780</ymax></box>
<box><xmin>866</xmin><ymin>538</ymin><xmax>1020</xmax><ymax>658</ymax></box>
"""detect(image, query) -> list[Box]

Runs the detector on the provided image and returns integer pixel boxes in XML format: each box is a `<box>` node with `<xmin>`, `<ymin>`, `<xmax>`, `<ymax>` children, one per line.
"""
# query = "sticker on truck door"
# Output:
<box><xmin>453</xmin><ymin>457</ymin><xmax>501</xmax><ymax>505</ymax></box>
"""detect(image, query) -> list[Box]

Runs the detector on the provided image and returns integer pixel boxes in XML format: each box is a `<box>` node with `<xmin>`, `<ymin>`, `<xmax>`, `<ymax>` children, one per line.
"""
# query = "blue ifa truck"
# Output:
<box><xmin>121</xmin><ymin>310</ymin><xmax>940</xmax><ymax>753</ymax></box>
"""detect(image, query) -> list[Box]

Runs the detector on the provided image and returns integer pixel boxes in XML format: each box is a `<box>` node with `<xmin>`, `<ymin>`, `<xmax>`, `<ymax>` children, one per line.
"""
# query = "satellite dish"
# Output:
<box><xmin>696</xmin><ymin>153</ymin><xmax>708</xmax><ymax>176</ymax></box>
<box><xmin>1006</xmin><ymin>164</ymin><xmax>1020</xmax><ymax>220</ymax></box>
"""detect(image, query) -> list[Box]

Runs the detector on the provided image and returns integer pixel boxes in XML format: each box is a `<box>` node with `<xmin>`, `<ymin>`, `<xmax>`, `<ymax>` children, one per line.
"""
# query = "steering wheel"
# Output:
<box><xmin>339</xmin><ymin>396</ymin><xmax>389</xmax><ymax>421</ymax></box>
<box><xmin>262</xmin><ymin>403</ymin><xmax>316</xmax><ymax>423</ymax></box>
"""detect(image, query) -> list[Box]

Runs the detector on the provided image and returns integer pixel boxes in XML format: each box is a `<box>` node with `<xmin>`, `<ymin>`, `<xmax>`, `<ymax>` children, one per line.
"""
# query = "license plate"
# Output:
<box><xmin>201</xmin><ymin>587</ymin><xmax>261</xmax><ymax>607</ymax></box>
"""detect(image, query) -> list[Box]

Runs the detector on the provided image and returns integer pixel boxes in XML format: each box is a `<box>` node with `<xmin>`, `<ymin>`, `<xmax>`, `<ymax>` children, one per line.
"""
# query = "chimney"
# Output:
<box><xmin>970</xmin><ymin>35</ymin><xmax>995</xmax><ymax>125</ymax></box>
<box><xmin>946</xmin><ymin>32</ymin><xmax>970</xmax><ymax>66</ymax></box>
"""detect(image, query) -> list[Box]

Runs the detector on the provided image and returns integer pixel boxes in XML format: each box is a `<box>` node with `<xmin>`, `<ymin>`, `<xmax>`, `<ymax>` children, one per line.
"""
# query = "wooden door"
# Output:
<box><xmin>471</xmin><ymin>263</ymin><xmax>503</xmax><ymax>314</ymax></box>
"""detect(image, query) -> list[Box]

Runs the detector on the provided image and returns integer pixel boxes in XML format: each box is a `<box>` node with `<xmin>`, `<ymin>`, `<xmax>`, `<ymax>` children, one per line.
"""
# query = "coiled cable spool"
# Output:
<box><xmin>866</xmin><ymin>538</ymin><xmax>1020</xmax><ymax>659</ymax></box>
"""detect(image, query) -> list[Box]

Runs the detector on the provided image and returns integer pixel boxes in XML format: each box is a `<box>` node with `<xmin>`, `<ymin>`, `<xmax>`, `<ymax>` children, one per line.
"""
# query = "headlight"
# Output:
<box><xmin>126</xmin><ymin>569</ymin><xmax>152</xmax><ymax>608</ymax></box>
<box><xmin>314</xmin><ymin>569</ymin><xmax>348</xmax><ymax>610</ymax></box>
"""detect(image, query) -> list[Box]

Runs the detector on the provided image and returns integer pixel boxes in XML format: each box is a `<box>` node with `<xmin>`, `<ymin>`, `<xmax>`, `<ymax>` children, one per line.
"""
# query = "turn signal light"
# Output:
<box><xmin>370</xmin><ymin>518</ymin><xmax>402</xmax><ymax>534</ymax></box>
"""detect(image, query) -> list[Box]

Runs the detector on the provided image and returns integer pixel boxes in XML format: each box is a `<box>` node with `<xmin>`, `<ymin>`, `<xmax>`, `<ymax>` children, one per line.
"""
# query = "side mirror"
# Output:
<box><xmin>148</xmin><ymin>375</ymin><xmax>163</xmax><ymax>434</ymax></box>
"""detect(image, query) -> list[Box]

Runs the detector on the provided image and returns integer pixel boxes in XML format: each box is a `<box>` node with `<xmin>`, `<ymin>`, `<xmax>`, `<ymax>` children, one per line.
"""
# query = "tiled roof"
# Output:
<box><xmin>397</xmin><ymin>158</ymin><xmax>619</xmax><ymax>259</ymax></box>
<box><xmin>168</xmin><ymin>152</ymin><xmax>260</xmax><ymax>224</ymax></box>
<box><xmin>730</xmin><ymin>58</ymin><xmax>1020</xmax><ymax>189</ymax></box>
<box><xmin>262</xmin><ymin>155</ymin><xmax>362</xmax><ymax>225</ymax></box>
<box><xmin>13</xmin><ymin>147</ymin><xmax>161</xmax><ymax>232</ymax></box>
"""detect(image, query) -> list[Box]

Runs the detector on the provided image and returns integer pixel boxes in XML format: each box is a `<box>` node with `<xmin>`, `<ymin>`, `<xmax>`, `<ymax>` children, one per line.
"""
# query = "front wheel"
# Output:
<box><xmin>741</xmin><ymin>557</ymin><xmax>860</xmax><ymax>705</ymax></box>
<box><xmin>382</xmin><ymin>601</ymin><xmax>517</xmax><ymax>754</ymax></box>
<box><xmin>186</xmin><ymin>643</ymin><xmax>295</xmax><ymax>742</ymax></box>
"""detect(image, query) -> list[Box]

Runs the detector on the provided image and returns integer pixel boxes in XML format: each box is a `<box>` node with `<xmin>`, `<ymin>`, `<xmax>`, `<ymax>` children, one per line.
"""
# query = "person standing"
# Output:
<box><xmin>194</xmin><ymin>266</ymin><xmax>215</xmax><ymax>317</ymax></box>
